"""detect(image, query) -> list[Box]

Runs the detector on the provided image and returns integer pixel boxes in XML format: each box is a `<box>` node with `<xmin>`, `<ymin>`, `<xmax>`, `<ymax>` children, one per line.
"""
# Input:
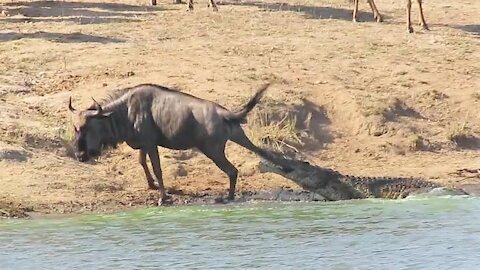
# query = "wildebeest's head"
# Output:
<box><xmin>68</xmin><ymin>97</ymin><xmax>112</xmax><ymax>162</ymax></box>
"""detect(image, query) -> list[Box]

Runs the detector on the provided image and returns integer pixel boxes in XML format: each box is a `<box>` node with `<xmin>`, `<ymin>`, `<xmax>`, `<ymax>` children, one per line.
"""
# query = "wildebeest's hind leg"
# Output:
<box><xmin>139</xmin><ymin>150</ymin><xmax>157</xmax><ymax>190</ymax></box>
<box><xmin>229</xmin><ymin>126</ymin><xmax>268</xmax><ymax>159</ymax></box>
<box><xmin>146</xmin><ymin>147</ymin><xmax>171</xmax><ymax>205</ymax></box>
<box><xmin>200</xmin><ymin>144</ymin><xmax>238</xmax><ymax>201</ymax></box>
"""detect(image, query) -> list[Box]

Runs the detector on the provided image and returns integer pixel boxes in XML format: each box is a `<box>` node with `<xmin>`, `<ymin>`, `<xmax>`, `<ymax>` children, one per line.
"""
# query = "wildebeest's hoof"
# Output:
<box><xmin>158</xmin><ymin>196</ymin><xmax>173</xmax><ymax>206</ymax></box>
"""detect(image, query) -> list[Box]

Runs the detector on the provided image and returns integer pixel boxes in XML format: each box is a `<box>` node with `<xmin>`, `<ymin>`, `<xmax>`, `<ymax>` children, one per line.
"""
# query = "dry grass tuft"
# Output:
<box><xmin>57</xmin><ymin>126</ymin><xmax>76</xmax><ymax>158</ymax></box>
<box><xmin>246</xmin><ymin>109</ymin><xmax>304</xmax><ymax>152</ymax></box>
<box><xmin>407</xmin><ymin>134</ymin><xmax>430</xmax><ymax>151</ymax></box>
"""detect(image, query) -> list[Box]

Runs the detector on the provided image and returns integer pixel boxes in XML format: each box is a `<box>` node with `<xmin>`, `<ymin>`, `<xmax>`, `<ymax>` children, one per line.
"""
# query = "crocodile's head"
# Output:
<box><xmin>258</xmin><ymin>156</ymin><xmax>305</xmax><ymax>175</ymax></box>
<box><xmin>258</xmin><ymin>156</ymin><xmax>365</xmax><ymax>200</ymax></box>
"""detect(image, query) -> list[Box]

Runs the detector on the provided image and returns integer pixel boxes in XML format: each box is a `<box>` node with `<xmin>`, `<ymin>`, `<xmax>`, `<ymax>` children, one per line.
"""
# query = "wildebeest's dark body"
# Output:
<box><xmin>68</xmin><ymin>83</ymin><xmax>271</xmax><ymax>204</ymax></box>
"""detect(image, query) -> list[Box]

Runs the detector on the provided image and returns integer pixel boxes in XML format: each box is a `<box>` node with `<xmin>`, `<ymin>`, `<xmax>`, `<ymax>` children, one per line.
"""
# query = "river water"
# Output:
<box><xmin>1</xmin><ymin>195</ymin><xmax>480</xmax><ymax>270</ymax></box>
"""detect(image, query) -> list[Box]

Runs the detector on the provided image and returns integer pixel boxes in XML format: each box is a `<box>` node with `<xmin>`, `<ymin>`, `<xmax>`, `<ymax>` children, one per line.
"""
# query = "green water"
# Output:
<box><xmin>1</xmin><ymin>196</ymin><xmax>480</xmax><ymax>270</ymax></box>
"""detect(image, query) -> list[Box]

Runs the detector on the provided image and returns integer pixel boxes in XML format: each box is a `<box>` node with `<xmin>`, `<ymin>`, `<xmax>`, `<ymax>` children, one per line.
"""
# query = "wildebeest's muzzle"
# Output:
<box><xmin>75</xmin><ymin>149</ymin><xmax>101</xmax><ymax>162</ymax></box>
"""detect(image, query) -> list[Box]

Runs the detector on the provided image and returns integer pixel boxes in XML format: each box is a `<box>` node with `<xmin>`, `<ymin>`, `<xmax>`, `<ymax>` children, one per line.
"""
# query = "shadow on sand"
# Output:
<box><xmin>453</xmin><ymin>24</ymin><xmax>480</xmax><ymax>38</ymax></box>
<box><xmin>0</xmin><ymin>31</ymin><xmax>125</xmax><ymax>43</ymax></box>
<box><xmin>2</xmin><ymin>0</ymin><xmax>165</xmax><ymax>24</ymax></box>
<box><xmin>218</xmin><ymin>0</ymin><xmax>385</xmax><ymax>22</ymax></box>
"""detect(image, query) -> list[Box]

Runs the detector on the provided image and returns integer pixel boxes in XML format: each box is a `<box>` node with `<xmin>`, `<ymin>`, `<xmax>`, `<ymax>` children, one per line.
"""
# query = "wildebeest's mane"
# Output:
<box><xmin>86</xmin><ymin>84</ymin><xmax>190</xmax><ymax>110</ymax></box>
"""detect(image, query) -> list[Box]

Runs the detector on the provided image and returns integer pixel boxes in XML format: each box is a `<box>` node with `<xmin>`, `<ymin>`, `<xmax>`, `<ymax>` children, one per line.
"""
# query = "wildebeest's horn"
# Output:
<box><xmin>68</xmin><ymin>97</ymin><xmax>76</xmax><ymax>112</ymax></box>
<box><xmin>91</xmin><ymin>97</ymin><xmax>102</xmax><ymax>113</ymax></box>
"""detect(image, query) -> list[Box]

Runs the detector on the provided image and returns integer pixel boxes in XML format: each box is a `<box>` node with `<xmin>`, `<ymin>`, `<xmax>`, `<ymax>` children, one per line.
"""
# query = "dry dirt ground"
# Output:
<box><xmin>0</xmin><ymin>0</ymin><xmax>479</xmax><ymax>217</ymax></box>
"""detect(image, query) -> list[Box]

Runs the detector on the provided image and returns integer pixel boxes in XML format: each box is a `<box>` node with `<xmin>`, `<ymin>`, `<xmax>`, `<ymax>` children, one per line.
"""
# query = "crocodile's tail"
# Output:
<box><xmin>342</xmin><ymin>175</ymin><xmax>442</xmax><ymax>199</ymax></box>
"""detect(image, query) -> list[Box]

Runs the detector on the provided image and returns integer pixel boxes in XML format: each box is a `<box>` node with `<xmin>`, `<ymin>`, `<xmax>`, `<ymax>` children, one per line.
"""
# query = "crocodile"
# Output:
<box><xmin>258</xmin><ymin>152</ymin><xmax>468</xmax><ymax>201</ymax></box>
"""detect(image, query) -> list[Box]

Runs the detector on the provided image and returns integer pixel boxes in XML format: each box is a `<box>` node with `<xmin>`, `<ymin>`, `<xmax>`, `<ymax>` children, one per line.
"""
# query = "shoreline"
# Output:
<box><xmin>3</xmin><ymin>183</ymin><xmax>480</xmax><ymax>219</ymax></box>
<box><xmin>0</xmin><ymin>188</ymin><xmax>323</xmax><ymax>219</ymax></box>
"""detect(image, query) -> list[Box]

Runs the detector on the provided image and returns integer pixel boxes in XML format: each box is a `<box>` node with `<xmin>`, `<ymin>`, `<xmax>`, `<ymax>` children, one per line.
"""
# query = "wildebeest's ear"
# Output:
<box><xmin>68</xmin><ymin>97</ymin><xmax>76</xmax><ymax>112</ymax></box>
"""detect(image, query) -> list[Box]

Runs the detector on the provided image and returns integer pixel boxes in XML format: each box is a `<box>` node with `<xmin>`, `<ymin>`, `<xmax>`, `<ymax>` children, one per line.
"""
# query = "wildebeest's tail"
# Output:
<box><xmin>223</xmin><ymin>83</ymin><xmax>270</xmax><ymax>124</ymax></box>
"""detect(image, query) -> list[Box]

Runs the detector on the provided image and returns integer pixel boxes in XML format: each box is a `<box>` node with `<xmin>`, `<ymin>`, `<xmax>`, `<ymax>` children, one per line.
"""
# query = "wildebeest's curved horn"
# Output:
<box><xmin>68</xmin><ymin>97</ymin><xmax>76</xmax><ymax>112</ymax></box>
<box><xmin>91</xmin><ymin>97</ymin><xmax>102</xmax><ymax>113</ymax></box>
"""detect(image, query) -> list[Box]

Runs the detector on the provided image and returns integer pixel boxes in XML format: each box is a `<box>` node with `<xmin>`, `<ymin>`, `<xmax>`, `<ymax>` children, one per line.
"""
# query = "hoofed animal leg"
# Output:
<box><xmin>416</xmin><ymin>0</ymin><xmax>429</xmax><ymax>30</ymax></box>
<box><xmin>208</xmin><ymin>0</ymin><xmax>218</xmax><ymax>11</ymax></box>
<box><xmin>139</xmin><ymin>150</ymin><xmax>157</xmax><ymax>190</ymax></box>
<box><xmin>367</xmin><ymin>0</ymin><xmax>383</xmax><ymax>22</ymax></box>
<box><xmin>187</xmin><ymin>0</ymin><xmax>194</xmax><ymax>11</ymax></box>
<box><xmin>201</xmin><ymin>146</ymin><xmax>238</xmax><ymax>201</ymax></box>
<box><xmin>229</xmin><ymin>127</ymin><xmax>268</xmax><ymax>158</ymax></box>
<box><xmin>352</xmin><ymin>0</ymin><xmax>359</xmax><ymax>22</ymax></box>
<box><xmin>406</xmin><ymin>0</ymin><xmax>413</xmax><ymax>33</ymax></box>
<box><xmin>147</xmin><ymin>148</ymin><xmax>171</xmax><ymax>205</ymax></box>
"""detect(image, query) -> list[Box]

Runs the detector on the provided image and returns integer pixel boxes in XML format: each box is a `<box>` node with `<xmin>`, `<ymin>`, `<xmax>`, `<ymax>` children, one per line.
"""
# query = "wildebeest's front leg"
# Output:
<box><xmin>201</xmin><ymin>145</ymin><xmax>239</xmax><ymax>201</ymax></box>
<box><xmin>147</xmin><ymin>147</ymin><xmax>171</xmax><ymax>205</ymax></box>
<box><xmin>139</xmin><ymin>150</ymin><xmax>157</xmax><ymax>190</ymax></box>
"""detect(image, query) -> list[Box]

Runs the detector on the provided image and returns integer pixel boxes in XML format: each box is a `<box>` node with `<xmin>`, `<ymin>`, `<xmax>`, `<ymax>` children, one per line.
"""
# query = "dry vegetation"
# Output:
<box><xmin>0</xmin><ymin>0</ymin><xmax>479</xmax><ymax>216</ymax></box>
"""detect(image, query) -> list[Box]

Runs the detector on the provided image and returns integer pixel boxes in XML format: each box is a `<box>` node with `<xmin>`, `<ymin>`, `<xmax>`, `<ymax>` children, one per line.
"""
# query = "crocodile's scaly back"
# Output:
<box><xmin>259</xmin><ymin>151</ymin><xmax>464</xmax><ymax>200</ymax></box>
<box><xmin>341</xmin><ymin>175</ymin><xmax>441</xmax><ymax>199</ymax></box>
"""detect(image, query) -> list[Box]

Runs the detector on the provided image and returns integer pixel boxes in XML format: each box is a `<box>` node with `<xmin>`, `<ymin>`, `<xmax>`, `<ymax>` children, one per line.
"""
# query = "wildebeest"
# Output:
<box><xmin>68</xmin><ymin>83</ymin><xmax>271</xmax><ymax>204</ymax></box>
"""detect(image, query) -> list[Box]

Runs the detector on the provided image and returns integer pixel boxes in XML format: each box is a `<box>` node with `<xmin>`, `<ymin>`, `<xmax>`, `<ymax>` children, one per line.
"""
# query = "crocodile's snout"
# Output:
<box><xmin>258</xmin><ymin>159</ymin><xmax>293</xmax><ymax>174</ymax></box>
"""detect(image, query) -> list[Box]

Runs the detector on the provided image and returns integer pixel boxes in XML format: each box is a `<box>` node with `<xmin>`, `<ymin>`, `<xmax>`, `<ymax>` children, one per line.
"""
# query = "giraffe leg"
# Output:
<box><xmin>416</xmin><ymin>0</ymin><xmax>429</xmax><ymax>30</ymax></box>
<box><xmin>187</xmin><ymin>0</ymin><xmax>194</xmax><ymax>11</ymax></box>
<box><xmin>367</xmin><ymin>0</ymin><xmax>383</xmax><ymax>22</ymax></box>
<box><xmin>406</xmin><ymin>0</ymin><xmax>413</xmax><ymax>33</ymax></box>
<box><xmin>208</xmin><ymin>0</ymin><xmax>218</xmax><ymax>11</ymax></box>
<box><xmin>352</xmin><ymin>0</ymin><xmax>359</xmax><ymax>22</ymax></box>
